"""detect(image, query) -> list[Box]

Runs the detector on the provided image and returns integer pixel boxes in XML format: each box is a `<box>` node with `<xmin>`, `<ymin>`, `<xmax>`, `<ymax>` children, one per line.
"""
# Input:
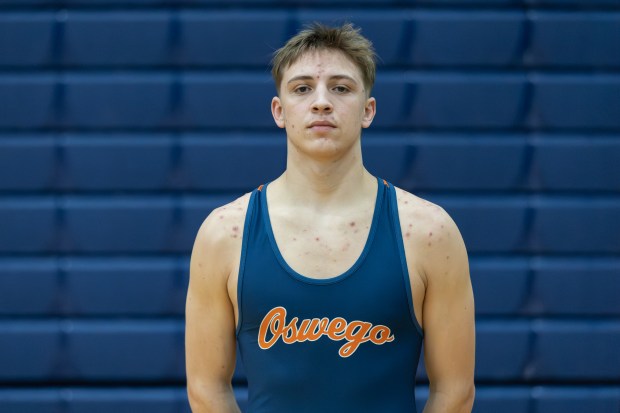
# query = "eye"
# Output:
<box><xmin>293</xmin><ymin>85</ymin><xmax>311</xmax><ymax>94</ymax></box>
<box><xmin>333</xmin><ymin>85</ymin><xmax>350</xmax><ymax>94</ymax></box>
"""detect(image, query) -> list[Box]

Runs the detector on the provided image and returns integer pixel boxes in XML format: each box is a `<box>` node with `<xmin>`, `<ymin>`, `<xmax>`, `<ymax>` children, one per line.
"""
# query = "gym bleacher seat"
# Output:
<box><xmin>1</xmin><ymin>1</ymin><xmax>619</xmax><ymax>411</ymax></box>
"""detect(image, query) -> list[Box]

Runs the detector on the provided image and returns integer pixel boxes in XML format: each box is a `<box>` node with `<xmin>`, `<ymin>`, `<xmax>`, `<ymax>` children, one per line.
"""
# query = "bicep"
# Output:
<box><xmin>185</xmin><ymin>220</ymin><xmax>237</xmax><ymax>393</ymax></box>
<box><xmin>421</xmin><ymin>215</ymin><xmax>475</xmax><ymax>392</ymax></box>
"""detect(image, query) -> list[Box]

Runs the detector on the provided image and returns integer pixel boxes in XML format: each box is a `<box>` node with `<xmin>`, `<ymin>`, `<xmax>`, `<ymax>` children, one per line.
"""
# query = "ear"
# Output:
<box><xmin>361</xmin><ymin>97</ymin><xmax>376</xmax><ymax>129</ymax></box>
<box><xmin>271</xmin><ymin>96</ymin><xmax>286</xmax><ymax>129</ymax></box>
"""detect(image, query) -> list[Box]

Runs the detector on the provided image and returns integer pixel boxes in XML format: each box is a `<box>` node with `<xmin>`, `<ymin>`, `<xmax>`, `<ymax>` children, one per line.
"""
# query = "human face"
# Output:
<box><xmin>271</xmin><ymin>49</ymin><xmax>376</xmax><ymax>160</ymax></box>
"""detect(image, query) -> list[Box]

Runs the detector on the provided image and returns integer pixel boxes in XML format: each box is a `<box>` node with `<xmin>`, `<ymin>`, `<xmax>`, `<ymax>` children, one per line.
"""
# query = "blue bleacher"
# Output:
<box><xmin>0</xmin><ymin>75</ymin><xmax>55</xmax><ymax>129</ymax></box>
<box><xmin>0</xmin><ymin>321</ymin><xmax>60</xmax><ymax>380</ymax></box>
<box><xmin>535</xmin><ymin>137</ymin><xmax>620</xmax><ymax>192</ymax></box>
<box><xmin>63</xmin><ymin>12</ymin><xmax>169</xmax><ymax>66</ymax></box>
<box><xmin>409</xmin><ymin>11</ymin><xmax>524</xmax><ymax>66</ymax></box>
<box><xmin>1</xmin><ymin>2</ymin><xmax>619</xmax><ymax>412</ymax></box>
<box><xmin>67</xmin><ymin>320</ymin><xmax>184</xmax><ymax>381</ymax></box>
<box><xmin>61</xmin><ymin>135</ymin><xmax>173</xmax><ymax>191</ymax></box>
<box><xmin>0</xmin><ymin>259</ymin><xmax>57</xmax><ymax>315</ymax></box>
<box><xmin>62</xmin><ymin>197</ymin><xmax>175</xmax><ymax>252</ymax></box>
<box><xmin>435</xmin><ymin>197</ymin><xmax>529</xmax><ymax>253</ymax></box>
<box><xmin>531</xmin><ymin>75</ymin><xmax>620</xmax><ymax>130</ymax></box>
<box><xmin>531</xmin><ymin>320</ymin><xmax>620</xmax><ymax>379</ymax></box>
<box><xmin>402</xmin><ymin>74</ymin><xmax>527</xmax><ymax>129</ymax></box>
<box><xmin>534</xmin><ymin>387</ymin><xmax>620</xmax><ymax>413</ymax></box>
<box><xmin>179</xmin><ymin>11</ymin><xmax>290</xmax><ymax>66</ymax></box>
<box><xmin>0</xmin><ymin>137</ymin><xmax>55</xmax><ymax>190</ymax></box>
<box><xmin>531</xmin><ymin>197</ymin><xmax>620</xmax><ymax>253</ymax></box>
<box><xmin>181</xmin><ymin>74</ymin><xmax>274</xmax><ymax>129</ymax></box>
<box><xmin>529</xmin><ymin>12</ymin><xmax>620</xmax><ymax>68</ymax></box>
<box><xmin>181</xmin><ymin>136</ymin><xmax>285</xmax><ymax>190</ymax></box>
<box><xmin>65</xmin><ymin>258</ymin><xmax>186</xmax><ymax>315</ymax></box>
<box><xmin>0</xmin><ymin>199</ymin><xmax>56</xmax><ymax>252</ymax></box>
<box><xmin>0</xmin><ymin>13</ymin><xmax>53</xmax><ymax>67</ymax></box>
<box><xmin>63</xmin><ymin>74</ymin><xmax>171</xmax><ymax>129</ymax></box>
<box><xmin>532</xmin><ymin>258</ymin><xmax>620</xmax><ymax>315</ymax></box>
<box><xmin>470</xmin><ymin>258</ymin><xmax>529</xmax><ymax>315</ymax></box>
<box><xmin>365</xmin><ymin>136</ymin><xmax>528</xmax><ymax>190</ymax></box>
<box><xmin>475</xmin><ymin>321</ymin><xmax>531</xmax><ymax>380</ymax></box>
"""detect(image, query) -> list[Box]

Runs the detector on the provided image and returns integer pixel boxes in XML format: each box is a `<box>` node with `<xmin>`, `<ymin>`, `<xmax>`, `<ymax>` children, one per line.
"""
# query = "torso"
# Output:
<box><xmin>221</xmin><ymin>184</ymin><xmax>434</xmax><ymax>332</ymax></box>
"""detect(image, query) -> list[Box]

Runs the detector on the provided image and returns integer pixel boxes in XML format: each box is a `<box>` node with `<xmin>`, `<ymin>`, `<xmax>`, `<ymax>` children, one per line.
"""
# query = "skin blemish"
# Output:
<box><xmin>293</xmin><ymin>237</ymin><xmax>297</xmax><ymax>241</ymax></box>
<box><xmin>446</xmin><ymin>256</ymin><xmax>450</xmax><ymax>260</ymax></box>
<box><xmin>405</xmin><ymin>232</ymin><xmax>411</xmax><ymax>238</ymax></box>
<box><xmin>232</xmin><ymin>226</ymin><xmax>239</xmax><ymax>232</ymax></box>
<box><xmin>441</xmin><ymin>224</ymin><xmax>444</xmax><ymax>228</ymax></box>
<box><xmin>354</xmin><ymin>229</ymin><xmax>359</xmax><ymax>233</ymax></box>
<box><xmin>429</xmin><ymin>232</ymin><xmax>433</xmax><ymax>237</ymax></box>
<box><xmin>315</xmin><ymin>237</ymin><xmax>320</xmax><ymax>242</ymax></box>
<box><xmin>219</xmin><ymin>215</ymin><xmax>224</xmax><ymax>220</ymax></box>
<box><xmin>404</xmin><ymin>201</ymin><xmax>409</xmax><ymax>204</ymax></box>
<box><xmin>349</xmin><ymin>221</ymin><xmax>355</xmax><ymax>227</ymax></box>
<box><xmin>428</xmin><ymin>242</ymin><xmax>432</xmax><ymax>246</ymax></box>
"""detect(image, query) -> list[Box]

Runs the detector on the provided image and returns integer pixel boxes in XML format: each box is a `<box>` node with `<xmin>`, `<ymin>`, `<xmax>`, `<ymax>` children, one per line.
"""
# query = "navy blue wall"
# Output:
<box><xmin>0</xmin><ymin>1</ymin><xmax>619</xmax><ymax>412</ymax></box>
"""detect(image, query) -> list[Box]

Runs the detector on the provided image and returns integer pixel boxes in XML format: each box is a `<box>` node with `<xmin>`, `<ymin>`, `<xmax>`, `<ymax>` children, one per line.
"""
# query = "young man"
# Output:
<box><xmin>186</xmin><ymin>23</ymin><xmax>475</xmax><ymax>413</ymax></box>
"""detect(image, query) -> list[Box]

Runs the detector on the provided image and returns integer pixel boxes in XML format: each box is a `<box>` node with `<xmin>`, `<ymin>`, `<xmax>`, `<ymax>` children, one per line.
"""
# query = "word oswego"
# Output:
<box><xmin>258</xmin><ymin>306</ymin><xmax>395</xmax><ymax>358</ymax></box>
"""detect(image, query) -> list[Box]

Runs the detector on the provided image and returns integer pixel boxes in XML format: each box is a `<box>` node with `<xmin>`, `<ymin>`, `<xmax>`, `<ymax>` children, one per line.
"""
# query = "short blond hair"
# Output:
<box><xmin>271</xmin><ymin>22</ymin><xmax>377</xmax><ymax>95</ymax></box>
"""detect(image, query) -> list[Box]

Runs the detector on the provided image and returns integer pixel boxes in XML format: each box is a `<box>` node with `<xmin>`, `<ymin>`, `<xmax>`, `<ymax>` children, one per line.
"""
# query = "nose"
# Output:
<box><xmin>312</xmin><ymin>86</ymin><xmax>333</xmax><ymax>113</ymax></box>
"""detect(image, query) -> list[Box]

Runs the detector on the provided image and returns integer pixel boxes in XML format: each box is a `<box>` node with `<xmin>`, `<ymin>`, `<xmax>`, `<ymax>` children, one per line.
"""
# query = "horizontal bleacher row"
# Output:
<box><xmin>1</xmin><ymin>386</ymin><xmax>619</xmax><ymax>413</ymax></box>
<box><xmin>1</xmin><ymin>135</ymin><xmax>619</xmax><ymax>192</ymax></box>
<box><xmin>0</xmin><ymin>11</ymin><xmax>619</xmax><ymax>68</ymax></box>
<box><xmin>1</xmin><ymin>257</ymin><xmax>619</xmax><ymax>316</ymax></box>
<box><xmin>0</xmin><ymin>319</ymin><xmax>619</xmax><ymax>382</ymax></box>
<box><xmin>1</xmin><ymin>73</ymin><xmax>619</xmax><ymax>130</ymax></box>
<box><xmin>0</xmin><ymin>194</ymin><xmax>619</xmax><ymax>253</ymax></box>
<box><xmin>2</xmin><ymin>0</ymin><xmax>620</xmax><ymax>6</ymax></box>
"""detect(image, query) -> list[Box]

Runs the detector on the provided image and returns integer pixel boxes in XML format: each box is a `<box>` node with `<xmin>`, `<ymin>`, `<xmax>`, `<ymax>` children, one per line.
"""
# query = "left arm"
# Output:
<box><xmin>420</xmin><ymin>208</ymin><xmax>476</xmax><ymax>413</ymax></box>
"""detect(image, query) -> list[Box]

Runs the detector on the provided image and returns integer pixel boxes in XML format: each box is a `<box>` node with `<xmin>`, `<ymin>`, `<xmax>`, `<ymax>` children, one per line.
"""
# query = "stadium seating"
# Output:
<box><xmin>1</xmin><ymin>1</ymin><xmax>619</xmax><ymax>411</ymax></box>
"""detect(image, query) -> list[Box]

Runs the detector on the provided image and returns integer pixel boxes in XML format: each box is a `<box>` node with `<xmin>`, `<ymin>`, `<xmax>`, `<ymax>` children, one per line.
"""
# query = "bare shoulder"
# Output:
<box><xmin>393</xmin><ymin>186</ymin><xmax>468</xmax><ymax>284</ymax></box>
<box><xmin>191</xmin><ymin>192</ymin><xmax>253</xmax><ymax>282</ymax></box>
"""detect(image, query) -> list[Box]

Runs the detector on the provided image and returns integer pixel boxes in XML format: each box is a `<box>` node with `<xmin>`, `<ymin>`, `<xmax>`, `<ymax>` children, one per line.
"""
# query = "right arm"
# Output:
<box><xmin>185</xmin><ymin>210</ymin><xmax>241</xmax><ymax>412</ymax></box>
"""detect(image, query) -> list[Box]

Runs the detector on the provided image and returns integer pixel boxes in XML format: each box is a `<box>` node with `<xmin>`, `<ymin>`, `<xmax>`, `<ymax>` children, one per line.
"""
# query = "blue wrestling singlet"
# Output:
<box><xmin>236</xmin><ymin>177</ymin><xmax>424</xmax><ymax>413</ymax></box>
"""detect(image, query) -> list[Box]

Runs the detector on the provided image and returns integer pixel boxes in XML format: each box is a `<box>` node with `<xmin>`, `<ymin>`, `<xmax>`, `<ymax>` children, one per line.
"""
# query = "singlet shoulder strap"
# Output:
<box><xmin>385</xmin><ymin>181</ymin><xmax>424</xmax><ymax>337</ymax></box>
<box><xmin>235</xmin><ymin>186</ymin><xmax>262</xmax><ymax>336</ymax></box>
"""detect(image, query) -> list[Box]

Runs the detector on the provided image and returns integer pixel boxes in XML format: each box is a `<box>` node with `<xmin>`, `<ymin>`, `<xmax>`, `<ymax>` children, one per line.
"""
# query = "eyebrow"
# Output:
<box><xmin>286</xmin><ymin>74</ymin><xmax>359</xmax><ymax>85</ymax></box>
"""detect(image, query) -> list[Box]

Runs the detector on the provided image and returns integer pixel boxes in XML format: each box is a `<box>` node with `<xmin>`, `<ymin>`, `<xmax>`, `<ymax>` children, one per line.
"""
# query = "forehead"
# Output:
<box><xmin>282</xmin><ymin>49</ymin><xmax>363</xmax><ymax>82</ymax></box>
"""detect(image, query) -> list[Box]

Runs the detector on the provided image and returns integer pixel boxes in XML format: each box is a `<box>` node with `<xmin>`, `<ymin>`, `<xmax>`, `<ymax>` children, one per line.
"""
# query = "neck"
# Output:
<box><xmin>270</xmin><ymin>140</ymin><xmax>376</xmax><ymax>210</ymax></box>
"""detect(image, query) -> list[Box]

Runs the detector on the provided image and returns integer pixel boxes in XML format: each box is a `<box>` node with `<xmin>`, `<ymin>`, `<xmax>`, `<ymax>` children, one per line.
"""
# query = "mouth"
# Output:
<box><xmin>308</xmin><ymin>120</ymin><xmax>336</xmax><ymax>131</ymax></box>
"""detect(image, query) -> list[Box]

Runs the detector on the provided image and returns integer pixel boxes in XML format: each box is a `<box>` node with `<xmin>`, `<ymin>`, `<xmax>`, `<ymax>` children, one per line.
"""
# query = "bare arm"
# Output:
<box><xmin>420</xmin><ymin>208</ymin><xmax>476</xmax><ymax>413</ymax></box>
<box><xmin>185</xmin><ymin>209</ymin><xmax>242</xmax><ymax>413</ymax></box>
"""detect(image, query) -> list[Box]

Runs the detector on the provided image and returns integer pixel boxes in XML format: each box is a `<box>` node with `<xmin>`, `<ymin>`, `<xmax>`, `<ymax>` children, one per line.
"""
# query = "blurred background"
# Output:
<box><xmin>0</xmin><ymin>0</ymin><xmax>619</xmax><ymax>412</ymax></box>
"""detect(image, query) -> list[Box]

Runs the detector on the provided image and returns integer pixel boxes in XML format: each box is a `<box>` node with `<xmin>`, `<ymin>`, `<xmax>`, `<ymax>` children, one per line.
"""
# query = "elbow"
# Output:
<box><xmin>187</xmin><ymin>379</ymin><xmax>237</xmax><ymax>413</ymax></box>
<box><xmin>187</xmin><ymin>382</ymin><xmax>210</xmax><ymax>412</ymax></box>
<box><xmin>463</xmin><ymin>383</ymin><xmax>475</xmax><ymax>412</ymax></box>
<box><xmin>187</xmin><ymin>380</ymin><xmax>220</xmax><ymax>413</ymax></box>
<box><xmin>451</xmin><ymin>382</ymin><xmax>475</xmax><ymax>413</ymax></box>
<box><xmin>454</xmin><ymin>382</ymin><xmax>475</xmax><ymax>413</ymax></box>
<box><xmin>429</xmin><ymin>381</ymin><xmax>476</xmax><ymax>413</ymax></box>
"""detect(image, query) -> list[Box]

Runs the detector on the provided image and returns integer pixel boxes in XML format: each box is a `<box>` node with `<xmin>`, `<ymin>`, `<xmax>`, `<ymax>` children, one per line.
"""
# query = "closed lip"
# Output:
<box><xmin>308</xmin><ymin>120</ymin><xmax>336</xmax><ymax>128</ymax></box>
